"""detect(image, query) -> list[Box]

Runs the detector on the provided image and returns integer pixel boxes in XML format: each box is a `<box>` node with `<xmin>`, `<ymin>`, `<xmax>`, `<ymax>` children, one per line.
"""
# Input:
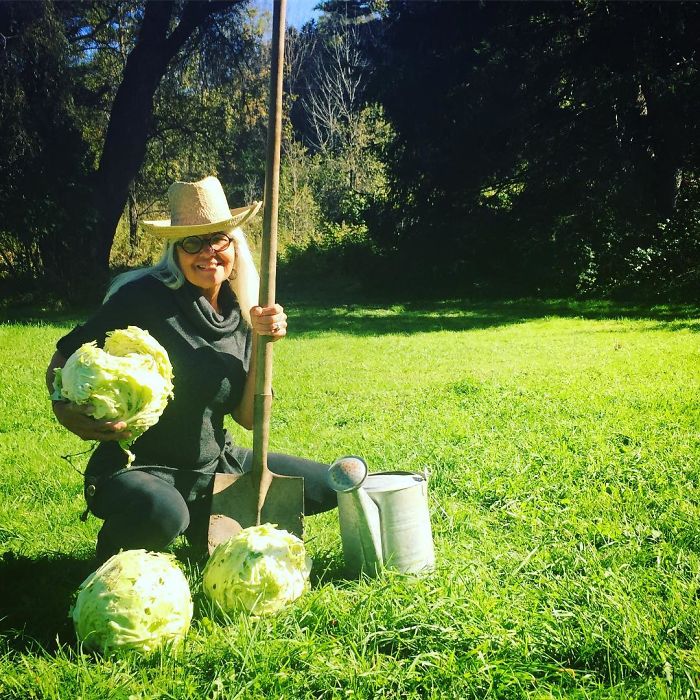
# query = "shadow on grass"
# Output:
<box><xmin>288</xmin><ymin>298</ymin><xmax>700</xmax><ymax>337</ymax></box>
<box><xmin>305</xmin><ymin>548</ymin><xmax>372</xmax><ymax>589</ymax></box>
<box><xmin>308</xmin><ymin>549</ymin><xmax>347</xmax><ymax>585</ymax></box>
<box><xmin>3</xmin><ymin>296</ymin><xmax>697</xmax><ymax>336</ymax></box>
<box><xmin>0</xmin><ymin>550</ymin><xmax>95</xmax><ymax>653</ymax></box>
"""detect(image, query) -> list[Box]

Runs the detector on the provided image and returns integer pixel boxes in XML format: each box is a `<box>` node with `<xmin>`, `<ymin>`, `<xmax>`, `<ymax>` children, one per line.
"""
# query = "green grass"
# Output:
<box><xmin>1</xmin><ymin>298</ymin><xmax>699</xmax><ymax>698</ymax></box>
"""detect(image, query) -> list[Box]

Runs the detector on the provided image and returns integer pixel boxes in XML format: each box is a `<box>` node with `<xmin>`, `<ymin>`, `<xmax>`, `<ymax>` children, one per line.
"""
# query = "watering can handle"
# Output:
<box><xmin>252</xmin><ymin>0</ymin><xmax>287</xmax><ymax>519</ymax></box>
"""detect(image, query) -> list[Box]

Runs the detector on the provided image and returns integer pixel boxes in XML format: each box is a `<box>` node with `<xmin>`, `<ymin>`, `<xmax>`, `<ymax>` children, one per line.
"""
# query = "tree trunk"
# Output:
<box><xmin>128</xmin><ymin>185</ymin><xmax>139</xmax><ymax>255</ymax></box>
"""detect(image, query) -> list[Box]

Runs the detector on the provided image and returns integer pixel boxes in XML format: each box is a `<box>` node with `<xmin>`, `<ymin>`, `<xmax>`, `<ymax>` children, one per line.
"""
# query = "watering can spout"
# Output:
<box><xmin>349</xmin><ymin>485</ymin><xmax>384</xmax><ymax>572</ymax></box>
<box><xmin>328</xmin><ymin>457</ymin><xmax>383</xmax><ymax>574</ymax></box>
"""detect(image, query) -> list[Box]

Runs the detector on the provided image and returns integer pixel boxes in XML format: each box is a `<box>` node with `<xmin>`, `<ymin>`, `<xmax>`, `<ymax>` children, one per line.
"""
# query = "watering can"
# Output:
<box><xmin>327</xmin><ymin>457</ymin><xmax>435</xmax><ymax>577</ymax></box>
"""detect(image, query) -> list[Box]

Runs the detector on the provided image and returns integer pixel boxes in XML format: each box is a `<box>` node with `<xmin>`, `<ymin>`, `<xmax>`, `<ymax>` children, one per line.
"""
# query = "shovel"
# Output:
<box><xmin>208</xmin><ymin>0</ymin><xmax>304</xmax><ymax>553</ymax></box>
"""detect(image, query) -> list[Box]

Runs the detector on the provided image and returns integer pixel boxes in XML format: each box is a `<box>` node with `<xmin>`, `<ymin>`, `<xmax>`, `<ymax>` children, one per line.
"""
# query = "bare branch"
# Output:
<box><xmin>301</xmin><ymin>23</ymin><xmax>370</xmax><ymax>154</ymax></box>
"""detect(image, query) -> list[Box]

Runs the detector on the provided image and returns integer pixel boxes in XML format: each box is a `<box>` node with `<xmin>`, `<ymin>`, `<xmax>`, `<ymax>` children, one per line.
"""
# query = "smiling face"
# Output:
<box><xmin>175</xmin><ymin>232</ymin><xmax>235</xmax><ymax>299</ymax></box>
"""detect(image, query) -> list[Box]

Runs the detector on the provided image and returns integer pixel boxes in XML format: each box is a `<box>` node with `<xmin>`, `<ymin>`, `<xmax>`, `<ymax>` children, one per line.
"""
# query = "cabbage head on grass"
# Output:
<box><xmin>52</xmin><ymin>326</ymin><xmax>174</xmax><ymax>461</ymax></box>
<box><xmin>71</xmin><ymin>550</ymin><xmax>193</xmax><ymax>655</ymax></box>
<box><xmin>203</xmin><ymin>523</ymin><xmax>312</xmax><ymax>616</ymax></box>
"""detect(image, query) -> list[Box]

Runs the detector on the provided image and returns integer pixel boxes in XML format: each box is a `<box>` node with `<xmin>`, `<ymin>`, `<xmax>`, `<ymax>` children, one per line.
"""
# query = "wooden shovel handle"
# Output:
<box><xmin>253</xmin><ymin>0</ymin><xmax>286</xmax><ymax>517</ymax></box>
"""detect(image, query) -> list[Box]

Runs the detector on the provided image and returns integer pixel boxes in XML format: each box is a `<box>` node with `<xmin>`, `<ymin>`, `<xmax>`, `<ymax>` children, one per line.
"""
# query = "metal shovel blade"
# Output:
<box><xmin>207</xmin><ymin>471</ymin><xmax>304</xmax><ymax>554</ymax></box>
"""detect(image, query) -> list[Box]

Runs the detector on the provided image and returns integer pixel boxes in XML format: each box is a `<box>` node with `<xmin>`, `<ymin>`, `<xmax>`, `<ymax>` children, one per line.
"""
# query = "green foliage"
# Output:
<box><xmin>0</xmin><ymin>1</ymin><xmax>261</xmax><ymax>287</ymax></box>
<box><xmin>277</xmin><ymin>9</ymin><xmax>392</xmax><ymax>258</ymax></box>
<box><xmin>2</xmin><ymin>0</ymin><xmax>698</xmax><ymax>302</ymax></box>
<box><xmin>278</xmin><ymin>139</ymin><xmax>324</xmax><ymax>249</ymax></box>
<box><xmin>373</xmin><ymin>1</ymin><xmax>700</xmax><ymax>297</ymax></box>
<box><xmin>2</xmin><ymin>300</ymin><xmax>700</xmax><ymax>696</ymax></box>
<box><xmin>69</xmin><ymin>1</ymin><xmax>141</xmax><ymax>170</ymax></box>
<box><xmin>279</xmin><ymin>229</ymin><xmax>381</xmax><ymax>301</ymax></box>
<box><xmin>0</xmin><ymin>1</ymin><xmax>93</xmax><ymax>282</ymax></box>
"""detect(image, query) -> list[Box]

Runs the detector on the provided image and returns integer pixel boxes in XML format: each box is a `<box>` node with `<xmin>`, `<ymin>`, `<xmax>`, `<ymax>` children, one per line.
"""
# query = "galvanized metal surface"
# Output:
<box><xmin>335</xmin><ymin>471</ymin><xmax>435</xmax><ymax>577</ymax></box>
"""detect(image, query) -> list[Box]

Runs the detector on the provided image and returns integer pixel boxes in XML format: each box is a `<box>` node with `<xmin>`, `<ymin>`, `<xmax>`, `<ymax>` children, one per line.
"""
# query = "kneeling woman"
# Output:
<box><xmin>47</xmin><ymin>176</ymin><xmax>335</xmax><ymax>563</ymax></box>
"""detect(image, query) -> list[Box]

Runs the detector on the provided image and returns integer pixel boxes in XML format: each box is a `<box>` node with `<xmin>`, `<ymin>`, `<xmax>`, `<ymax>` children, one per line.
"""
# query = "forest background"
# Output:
<box><xmin>0</xmin><ymin>0</ymin><xmax>698</xmax><ymax>305</ymax></box>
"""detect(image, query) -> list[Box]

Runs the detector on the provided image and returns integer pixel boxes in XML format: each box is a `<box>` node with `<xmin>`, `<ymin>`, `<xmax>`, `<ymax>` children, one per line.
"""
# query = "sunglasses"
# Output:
<box><xmin>177</xmin><ymin>232</ymin><xmax>232</xmax><ymax>255</ymax></box>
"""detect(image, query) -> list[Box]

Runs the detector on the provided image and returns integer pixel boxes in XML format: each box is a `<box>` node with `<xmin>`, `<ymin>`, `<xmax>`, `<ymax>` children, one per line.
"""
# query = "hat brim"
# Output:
<box><xmin>141</xmin><ymin>201</ymin><xmax>262</xmax><ymax>239</ymax></box>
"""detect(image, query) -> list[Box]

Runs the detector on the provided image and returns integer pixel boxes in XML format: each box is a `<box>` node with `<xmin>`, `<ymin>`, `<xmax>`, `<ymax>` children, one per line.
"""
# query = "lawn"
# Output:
<box><xmin>1</xmin><ymin>298</ymin><xmax>699</xmax><ymax>699</ymax></box>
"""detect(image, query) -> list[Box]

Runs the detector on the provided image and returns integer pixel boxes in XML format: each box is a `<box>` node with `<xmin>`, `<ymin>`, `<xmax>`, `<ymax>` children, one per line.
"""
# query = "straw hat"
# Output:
<box><xmin>141</xmin><ymin>176</ymin><xmax>262</xmax><ymax>239</ymax></box>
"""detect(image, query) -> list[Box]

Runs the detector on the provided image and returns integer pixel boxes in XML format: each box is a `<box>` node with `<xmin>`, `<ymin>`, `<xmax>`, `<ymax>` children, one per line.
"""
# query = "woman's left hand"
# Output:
<box><xmin>250</xmin><ymin>304</ymin><xmax>287</xmax><ymax>341</ymax></box>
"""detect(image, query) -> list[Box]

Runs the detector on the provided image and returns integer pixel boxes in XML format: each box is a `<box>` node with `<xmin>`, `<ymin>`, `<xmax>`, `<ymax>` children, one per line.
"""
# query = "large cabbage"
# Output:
<box><xmin>71</xmin><ymin>550</ymin><xmax>193</xmax><ymax>654</ymax></box>
<box><xmin>53</xmin><ymin>326</ymin><xmax>174</xmax><ymax>461</ymax></box>
<box><xmin>203</xmin><ymin>523</ymin><xmax>312</xmax><ymax>616</ymax></box>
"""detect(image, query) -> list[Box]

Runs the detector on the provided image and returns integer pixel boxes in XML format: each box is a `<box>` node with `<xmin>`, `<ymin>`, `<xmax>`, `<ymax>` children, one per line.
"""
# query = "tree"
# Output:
<box><xmin>1</xmin><ymin>0</ymin><xmax>260</xmax><ymax>295</ymax></box>
<box><xmin>280</xmin><ymin>4</ymin><xmax>391</xmax><ymax>240</ymax></box>
<box><xmin>301</xmin><ymin>22</ymin><xmax>367</xmax><ymax>156</ymax></box>
<box><xmin>372</xmin><ymin>1</ymin><xmax>700</xmax><ymax>296</ymax></box>
<box><xmin>110</xmin><ymin>4</ymin><xmax>270</xmax><ymax>268</ymax></box>
<box><xmin>0</xmin><ymin>1</ymin><xmax>94</xmax><ymax>284</ymax></box>
<box><xmin>87</xmin><ymin>0</ymin><xmax>243</xmax><ymax>278</ymax></box>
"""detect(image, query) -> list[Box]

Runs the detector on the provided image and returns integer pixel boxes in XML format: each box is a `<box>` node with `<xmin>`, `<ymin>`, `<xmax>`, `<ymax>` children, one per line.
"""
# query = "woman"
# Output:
<box><xmin>46</xmin><ymin>176</ymin><xmax>335</xmax><ymax>562</ymax></box>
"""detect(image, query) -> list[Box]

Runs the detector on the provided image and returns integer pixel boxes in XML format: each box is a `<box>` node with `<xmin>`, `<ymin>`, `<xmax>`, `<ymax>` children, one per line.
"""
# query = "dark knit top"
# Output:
<box><xmin>56</xmin><ymin>274</ymin><xmax>253</xmax><ymax>502</ymax></box>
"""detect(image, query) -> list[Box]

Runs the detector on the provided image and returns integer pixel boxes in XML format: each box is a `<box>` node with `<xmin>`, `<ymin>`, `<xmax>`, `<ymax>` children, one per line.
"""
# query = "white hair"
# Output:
<box><xmin>105</xmin><ymin>228</ymin><xmax>259</xmax><ymax>325</ymax></box>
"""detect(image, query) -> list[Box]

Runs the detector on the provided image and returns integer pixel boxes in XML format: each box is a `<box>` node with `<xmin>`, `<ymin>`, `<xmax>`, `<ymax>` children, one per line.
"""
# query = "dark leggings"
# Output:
<box><xmin>90</xmin><ymin>450</ymin><xmax>336</xmax><ymax>563</ymax></box>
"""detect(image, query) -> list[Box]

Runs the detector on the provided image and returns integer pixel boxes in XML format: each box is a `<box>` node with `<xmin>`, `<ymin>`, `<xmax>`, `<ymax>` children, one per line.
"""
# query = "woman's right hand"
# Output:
<box><xmin>52</xmin><ymin>401</ymin><xmax>132</xmax><ymax>442</ymax></box>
